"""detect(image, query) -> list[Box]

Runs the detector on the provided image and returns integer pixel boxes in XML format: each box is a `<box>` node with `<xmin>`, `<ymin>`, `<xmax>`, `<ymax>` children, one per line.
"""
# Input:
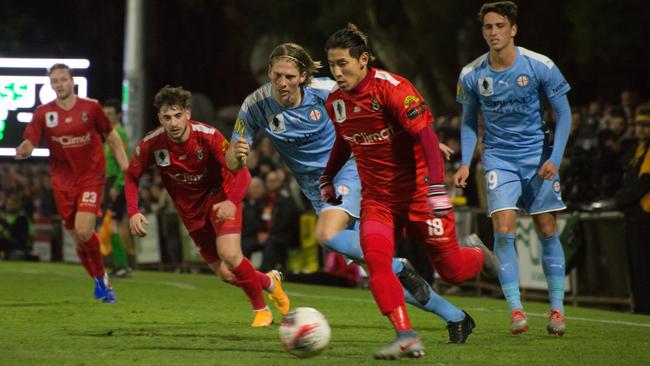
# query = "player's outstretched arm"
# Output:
<box><xmin>15</xmin><ymin>139</ymin><xmax>34</xmax><ymax>160</ymax></box>
<box><xmin>225</xmin><ymin>137</ymin><xmax>249</xmax><ymax>171</ymax></box>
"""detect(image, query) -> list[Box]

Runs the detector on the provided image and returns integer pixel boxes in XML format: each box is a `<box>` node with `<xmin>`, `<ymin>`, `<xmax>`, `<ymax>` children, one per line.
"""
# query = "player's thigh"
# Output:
<box><xmin>485</xmin><ymin>168</ymin><xmax>522</xmax><ymax>216</ymax></box>
<box><xmin>189</xmin><ymin>226</ymin><xmax>219</xmax><ymax>264</ymax></box>
<box><xmin>211</xmin><ymin>202</ymin><xmax>244</xmax><ymax>267</ymax></box>
<box><xmin>52</xmin><ymin>190</ymin><xmax>76</xmax><ymax>230</ymax></box>
<box><xmin>522</xmin><ymin>173</ymin><xmax>566</xmax><ymax>216</ymax></box>
<box><xmin>359</xmin><ymin>202</ymin><xmax>396</xmax><ymax>256</ymax></box>
<box><xmin>407</xmin><ymin>212</ymin><xmax>458</xmax><ymax>258</ymax></box>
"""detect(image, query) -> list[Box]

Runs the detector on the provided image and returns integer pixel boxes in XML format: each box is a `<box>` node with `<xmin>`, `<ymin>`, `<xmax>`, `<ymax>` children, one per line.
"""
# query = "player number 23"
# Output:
<box><xmin>81</xmin><ymin>192</ymin><xmax>97</xmax><ymax>204</ymax></box>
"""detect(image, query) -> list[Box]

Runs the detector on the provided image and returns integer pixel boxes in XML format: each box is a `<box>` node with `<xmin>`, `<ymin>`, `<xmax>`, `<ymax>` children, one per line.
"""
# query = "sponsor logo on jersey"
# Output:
<box><xmin>309</xmin><ymin>109</ymin><xmax>321</xmax><ymax>121</ymax></box>
<box><xmin>403</xmin><ymin>95</ymin><xmax>420</xmax><ymax>109</ymax></box>
<box><xmin>370</xmin><ymin>97</ymin><xmax>381</xmax><ymax>112</ymax></box>
<box><xmin>165</xmin><ymin>170</ymin><xmax>205</xmax><ymax>184</ymax></box>
<box><xmin>516</xmin><ymin>74</ymin><xmax>529</xmax><ymax>87</ymax></box>
<box><xmin>337</xmin><ymin>184</ymin><xmax>350</xmax><ymax>196</ymax></box>
<box><xmin>353</xmin><ymin>106</ymin><xmax>361</xmax><ymax>113</ymax></box>
<box><xmin>221</xmin><ymin>139</ymin><xmax>230</xmax><ymax>153</ymax></box>
<box><xmin>155</xmin><ymin>149</ymin><xmax>170</xmax><ymax>167</ymax></box>
<box><xmin>332</xmin><ymin>99</ymin><xmax>346</xmax><ymax>123</ymax></box>
<box><xmin>406</xmin><ymin>102</ymin><xmax>428</xmax><ymax>120</ymax></box>
<box><xmin>478</xmin><ymin>77</ymin><xmax>494</xmax><ymax>96</ymax></box>
<box><xmin>552</xmin><ymin>80</ymin><xmax>568</xmax><ymax>94</ymax></box>
<box><xmin>343</xmin><ymin>125</ymin><xmax>395</xmax><ymax>145</ymax></box>
<box><xmin>81</xmin><ymin>112</ymin><xmax>89</xmax><ymax>122</ymax></box>
<box><xmin>50</xmin><ymin>132</ymin><xmax>91</xmax><ymax>147</ymax></box>
<box><xmin>45</xmin><ymin>112</ymin><xmax>58</xmax><ymax>127</ymax></box>
<box><xmin>135</xmin><ymin>145</ymin><xmax>141</xmax><ymax>156</ymax></box>
<box><xmin>197</xmin><ymin>148</ymin><xmax>204</xmax><ymax>160</ymax></box>
<box><xmin>268</xmin><ymin>113</ymin><xmax>286</xmax><ymax>134</ymax></box>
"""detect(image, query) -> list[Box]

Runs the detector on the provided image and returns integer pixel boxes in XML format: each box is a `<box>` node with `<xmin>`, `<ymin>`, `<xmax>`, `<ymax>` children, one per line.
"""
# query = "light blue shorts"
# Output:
<box><xmin>483</xmin><ymin>146</ymin><xmax>565</xmax><ymax>216</ymax></box>
<box><xmin>294</xmin><ymin>158</ymin><xmax>361</xmax><ymax>218</ymax></box>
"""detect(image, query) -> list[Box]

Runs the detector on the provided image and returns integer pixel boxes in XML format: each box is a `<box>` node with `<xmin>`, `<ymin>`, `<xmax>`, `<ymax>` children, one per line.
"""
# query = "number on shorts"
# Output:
<box><xmin>426</xmin><ymin>218</ymin><xmax>444</xmax><ymax>236</ymax></box>
<box><xmin>81</xmin><ymin>191</ymin><xmax>97</xmax><ymax>204</ymax></box>
<box><xmin>486</xmin><ymin>171</ymin><xmax>498</xmax><ymax>190</ymax></box>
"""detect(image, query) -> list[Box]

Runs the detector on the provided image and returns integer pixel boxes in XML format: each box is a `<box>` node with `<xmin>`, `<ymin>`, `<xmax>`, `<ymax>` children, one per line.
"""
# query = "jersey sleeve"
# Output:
<box><xmin>23</xmin><ymin>107</ymin><xmax>44</xmax><ymax>145</ymax></box>
<box><xmin>231</xmin><ymin>95</ymin><xmax>262</xmax><ymax>147</ymax></box>
<box><xmin>208</xmin><ymin>128</ymin><xmax>230</xmax><ymax>169</ymax></box>
<box><xmin>125</xmin><ymin>140</ymin><xmax>151</xmax><ymax>217</ymax></box>
<box><xmin>383</xmin><ymin>79</ymin><xmax>433</xmax><ymax>137</ymax></box>
<box><xmin>535</xmin><ymin>59</ymin><xmax>571</xmax><ymax>99</ymax></box>
<box><xmin>93</xmin><ymin>100</ymin><xmax>113</xmax><ymax>135</ymax></box>
<box><xmin>456</xmin><ymin>72</ymin><xmax>478</xmax><ymax>106</ymax></box>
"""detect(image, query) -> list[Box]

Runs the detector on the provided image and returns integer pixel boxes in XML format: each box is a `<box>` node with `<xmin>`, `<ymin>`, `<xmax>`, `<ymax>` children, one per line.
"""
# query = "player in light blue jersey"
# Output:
<box><xmin>227</xmin><ymin>43</ymin><xmax>476</xmax><ymax>343</ymax></box>
<box><xmin>454</xmin><ymin>1</ymin><xmax>571</xmax><ymax>336</ymax></box>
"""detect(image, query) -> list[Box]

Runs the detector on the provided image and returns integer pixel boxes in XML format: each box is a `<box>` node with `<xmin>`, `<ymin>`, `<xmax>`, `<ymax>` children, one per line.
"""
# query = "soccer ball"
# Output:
<box><xmin>279</xmin><ymin>307</ymin><xmax>331</xmax><ymax>358</ymax></box>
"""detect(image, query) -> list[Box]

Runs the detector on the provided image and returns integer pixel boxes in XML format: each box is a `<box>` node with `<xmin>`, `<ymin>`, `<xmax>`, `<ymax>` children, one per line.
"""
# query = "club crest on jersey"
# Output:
<box><xmin>268</xmin><ymin>113</ymin><xmax>286</xmax><ymax>134</ymax></box>
<box><xmin>332</xmin><ymin>99</ymin><xmax>346</xmax><ymax>123</ymax></box>
<box><xmin>478</xmin><ymin>77</ymin><xmax>494</xmax><ymax>96</ymax></box>
<box><xmin>337</xmin><ymin>184</ymin><xmax>350</xmax><ymax>196</ymax></box>
<box><xmin>309</xmin><ymin>109</ymin><xmax>322</xmax><ymax>121</ymax></box>
<box><xmin>45</xmin><ymin>111</ymin><xmax>58</xmax><ymax>127</ymax></box>
<box><xmin>516</xmin><ymin>74</ymin><xmax>529</xmax><ymax>87</ymax></box>
<box><xmin>81</xmin><ymin>112</ymin><xmax>89</xmax><ymax>122</ymax></box>
<box><xmin>155</xmin><ymin>149</ymin><xmax>170</xmax><ymax>167</ymax></box>
<box><xmin>553</xmin><ymin>181</ymin><xmax>561</xmax><ymax>192</ymax></box>
<box><xmin>370</xmin><ymin>98</ymin><xmax>381</xmax><ymax>112</ymax></box>
<box><xmin>403</xmin><ymin>95</ymin><xmax>420</xmax><ymax>109</ymax></box>
<box><xmin>197</xmin><ymin>148</ymin><xmax>204</xmax><ymax>160</ymax></box>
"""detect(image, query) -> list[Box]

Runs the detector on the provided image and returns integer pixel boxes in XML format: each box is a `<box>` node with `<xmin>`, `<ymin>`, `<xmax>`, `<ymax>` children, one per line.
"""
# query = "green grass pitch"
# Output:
<box><xmin>1</xmin><ymin>261</ymin><xmax>649</xmax><ymax>365</ymax></box>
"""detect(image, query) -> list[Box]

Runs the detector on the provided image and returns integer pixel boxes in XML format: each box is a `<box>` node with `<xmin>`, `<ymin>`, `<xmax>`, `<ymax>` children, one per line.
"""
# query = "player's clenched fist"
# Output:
<box><xmin>318</xmin><ymin>175</ymin><xmax>342</xmax><ymax>205</ymax></box>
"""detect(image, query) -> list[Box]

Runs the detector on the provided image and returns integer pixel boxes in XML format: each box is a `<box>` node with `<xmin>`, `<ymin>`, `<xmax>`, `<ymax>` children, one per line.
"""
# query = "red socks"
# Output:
<box><xmin>75</xmin><ymin>232</ymin><xmax>105</xmax><ymax>278</ymax></box>
<box><xmin>230</xmin><ymin>258</ymin><xmax>267</xmax><ymax>310</ymax></box>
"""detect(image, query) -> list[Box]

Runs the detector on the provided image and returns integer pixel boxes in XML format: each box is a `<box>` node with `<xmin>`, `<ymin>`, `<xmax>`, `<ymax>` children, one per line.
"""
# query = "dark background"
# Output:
<box><xmin>1</xmin><ymin>0</ymin><xmax>648</xmax><ymax>142</ymax></box>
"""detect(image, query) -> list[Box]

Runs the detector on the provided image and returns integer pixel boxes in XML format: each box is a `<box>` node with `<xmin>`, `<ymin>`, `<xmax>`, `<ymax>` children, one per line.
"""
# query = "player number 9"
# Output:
<box><xmin>486</xmin><ymin>171</ymin><xmax>498</xmax><ymax>190</ymax></box>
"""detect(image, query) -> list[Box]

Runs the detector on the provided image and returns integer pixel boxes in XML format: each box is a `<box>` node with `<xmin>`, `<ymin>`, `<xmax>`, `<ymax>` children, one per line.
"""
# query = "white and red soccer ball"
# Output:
<box><xmin>279</xmin><ymin>307</ymin><xmax>331</xmax><ymax>358</ymax></box>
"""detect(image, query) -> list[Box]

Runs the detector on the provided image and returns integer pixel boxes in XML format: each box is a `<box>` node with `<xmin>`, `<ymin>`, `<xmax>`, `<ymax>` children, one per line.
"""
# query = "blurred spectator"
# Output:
<box><xmin>0</xmin><ymin>193</ymin><xmax>33</xmax><ymax>260</ymax></box>
<box><xmin>257</xmin><ymin>170</ymin><xmax>299</xmax><ymax>272</ymax></box>
<box><xmin>613</xmin><ymin>104</ymin><xmax>650</xmax><ymax>314</ymax></box>
<box><xmin>241</xmin><ymin>177</ymin><xmax>268</xmax><ymax>259</ymax></box>
<box><xmin>620</xmin><ymin>89</ymin><xmax>640</xmax><ymax>123</ymax></box>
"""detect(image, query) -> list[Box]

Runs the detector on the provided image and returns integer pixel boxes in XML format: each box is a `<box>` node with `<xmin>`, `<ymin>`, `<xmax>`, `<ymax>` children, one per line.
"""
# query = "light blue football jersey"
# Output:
<box><xmin>456</xmin><ymin>47</ymin><xmax>570</xmax><ymax>154</ymax></box>
<box><xmin>232</xmin><ymin>77</ymin><xmax>338</xmax><ymax>175</ymax></box>
<box><xmin>231</xmin><ymin>77</ymin><xmax>361</xmax><ymax>216</ymax></box>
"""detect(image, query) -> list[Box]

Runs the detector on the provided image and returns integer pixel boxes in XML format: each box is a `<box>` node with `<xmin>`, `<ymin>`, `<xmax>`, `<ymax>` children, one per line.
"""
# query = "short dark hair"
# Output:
<box><xmin>153</xmin><ymin>85</ymin><xmax>192</xmax><ymax>111</ymax></box>
<box><xmin>324</xmin><ymin>23</ymin><xmax>375</xmax><ymax>61</ymax></box>
<box><xmin>103</xmin><ymin>98</ymin><xmax>122</xmax><ymax>114</ymax></box>
<box><xmin>478</xmin><ymin>1</ymin><xmax>518</xmax><ymax>25</ymax></box>
<box><xmin>47</xmin><ymin>63</ymin><xmax>73</xmax><ymax>78</ymax></box>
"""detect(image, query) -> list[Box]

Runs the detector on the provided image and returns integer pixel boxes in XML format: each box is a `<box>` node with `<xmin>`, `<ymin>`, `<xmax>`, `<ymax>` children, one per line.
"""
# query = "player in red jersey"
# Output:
<box><xmin>321</xmin><ymin>24</ymin><xmax>499</xmax><ymax>359</ymax></box>
<box><xmin>125</xmin><ymin>86</ymin><xmax>290</xmax><ymax>327</ymax></box>
<box><xmin>15</xmin><ymin>63</ymin><xmax>128</xmax><ymax>303</ymax></box>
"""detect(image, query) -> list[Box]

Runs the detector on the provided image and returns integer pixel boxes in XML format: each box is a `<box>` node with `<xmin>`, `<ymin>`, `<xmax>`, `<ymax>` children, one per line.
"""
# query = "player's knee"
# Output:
<box><xmin>363</xmin><ymin>250</ymin><xmax>391</xmax><ymax>275</ymax></box>
<box><xmin>219</xmin><ymin>272</ymin><xmax>237</xmax><ymax>285</ymax></box>
<box><xmin>314</xmin><ymin>226</ymin><xmax>335</xmax><ymax>246</ymax></box>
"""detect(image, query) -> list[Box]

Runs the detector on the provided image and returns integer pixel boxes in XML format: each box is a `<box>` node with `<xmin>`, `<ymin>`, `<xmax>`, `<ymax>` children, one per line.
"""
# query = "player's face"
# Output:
<box><xmin>49</xmin><ymin>68</ymin><xmax>75</xmax><ymax>100</ymax></box>
<box><xmin>268</xmin><ymin>59</ymin><xmax>306</xmax><ymax>108</ymax></box>
<box><xmin>636</xmin><ymin>123</ymin><xmax>650</xmax><ymax>142</ymax></box>
<box><xmin>482</xmin><ymin>12</ymin><xmax>517</xmax><ymax>52</ymax></box>
<box><xmin>102</xmin><ymin>106</ymin><xmax>121</xmax><ymax>126</ymax></box>
<box><xmin>158</xmin><ymin>105</ymin><xmax>190</xmax><ymax>143</ymax></box>
<box><xmin>327</xmin><ymin>48</ymin><xmax>369</xmax><ymax>92</ymax></box>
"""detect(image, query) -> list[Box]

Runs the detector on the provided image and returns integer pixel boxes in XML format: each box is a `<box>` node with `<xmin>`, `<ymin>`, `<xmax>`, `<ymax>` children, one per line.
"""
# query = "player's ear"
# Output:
<box><xmin>359</xmin><ymin>52</ymin><xmax>369</xmax><ymax>70</ymax></box>
<box><xmin>511</xmin><ymin>24</ymin><xmax>517</xmax><ymax>37</ymax></box>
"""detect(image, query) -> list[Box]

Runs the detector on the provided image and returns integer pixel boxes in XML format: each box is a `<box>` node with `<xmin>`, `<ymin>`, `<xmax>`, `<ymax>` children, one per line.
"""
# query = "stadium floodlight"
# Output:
<box><xmin>0</xmin><ymin>58</ymin><xmax>90</xmax><ymax>69</ymax></box>
<box><xmin>0</xmin><ymin>147</ymin><xmax>50</xmax><ymax>157</ymax></box>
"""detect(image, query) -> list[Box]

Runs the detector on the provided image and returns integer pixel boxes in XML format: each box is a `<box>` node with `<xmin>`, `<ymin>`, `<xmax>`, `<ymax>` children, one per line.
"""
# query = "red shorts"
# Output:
<box><xmin>188</xmin><ymin>201</ymin><xmax>243</xmax><ymax>264</ymax></box>
<box><xmin>360</xmin><ymin>198</ymin><xmax>458</xmax><ymax>255</ymax></box>
<box><xmin>53</xmin><ymin>185</ymin><xmax>104</xmax><ymax>230</ymax></box>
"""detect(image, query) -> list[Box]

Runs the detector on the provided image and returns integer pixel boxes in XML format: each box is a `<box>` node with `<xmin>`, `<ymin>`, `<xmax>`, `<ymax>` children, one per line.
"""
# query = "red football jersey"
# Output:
<box><xmin>23</xmin><ymin>97</ymin><xmax>112</xmax><ymax>192</ymax></box>
<box><xmin>325</xmin><ymin>68</ymin><xmax>434</xmax><ymax>204</ymax></box>
<box><xmin>127</xmin><ymin>121</ymin><xmax>233</xmax><ymax>232</ymax></box>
